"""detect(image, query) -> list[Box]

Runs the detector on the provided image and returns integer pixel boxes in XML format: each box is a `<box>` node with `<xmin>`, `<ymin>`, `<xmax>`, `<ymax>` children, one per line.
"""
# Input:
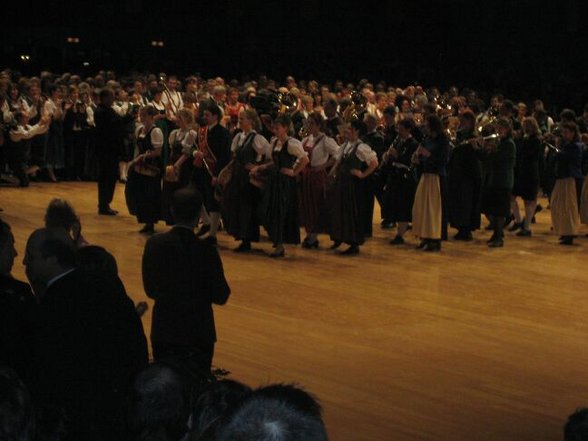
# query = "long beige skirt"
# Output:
<box><xmin>551</xmin><ymin>177</ymin><xmax>579</xmax><ymax>236</ymax></box>
<box><xmin>412</xmin><ymin>173</ymin><xmax>441</xmax><ymax>239</ymax></box>
<box><xmin>580</xmin><ymin>175</ymin><xmax>588</xmax><ymax>224</ymax></box>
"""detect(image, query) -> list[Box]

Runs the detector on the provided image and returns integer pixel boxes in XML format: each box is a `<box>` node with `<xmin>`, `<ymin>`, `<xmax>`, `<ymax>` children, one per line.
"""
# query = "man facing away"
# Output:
<box><xmin>23</xmin><ymin>227</ymin><xmax>148</xmax><ymax>440</ymax></box>
<box><xmin>142</xmin><ymin>187</ymin><xmax>231</xmax><ymax>373</ymax></box>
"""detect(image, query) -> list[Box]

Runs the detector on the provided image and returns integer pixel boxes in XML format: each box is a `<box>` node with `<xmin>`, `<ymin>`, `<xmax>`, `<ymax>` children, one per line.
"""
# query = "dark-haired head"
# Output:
<box><xmin>350</xmin><ymin>119</ymin><xmax>367</xmax><ymax>137</ymax></box>
<box><xmin>129</xmin><ymin>363</ymin><xmax>191</xmax><ymax>441</ymax></box>
<box><xmin>78</xmin><ymin>245</ymin><xmax>118</xmax><ymax>276</ymax></box>
<box><xmin>307</xmin><ymin>111</ymin><xmax>325</xmax><ymax>132</ymax></box>
<box><xmin>216</xmin><ymin>385</ymin><xmax>328</xmax><ymax>441</ymax></box>
<box><xmin>425</xmin><ymin>114</ymin><xmax>445</xmax><ymax>138</ymax></box>
<box><xmin>191</xmin><ymin>380</ymin><xmax>252</xmax><ymax>440</ymax></box>
<box><xmin>171</xmin><ymin>188</ymin><xmax>203</xmax><ymax>225</ymax></box>
<box><xmin>565</xmin><ymin>408</ymin><xmax>588</xmax><ymax>441</ymax></box>
<box><xmin>0</xmin><ymin>218</ymin><xmax>16</xmax><ymax>275</ymax></box>
<box><xmin>561</xmin><ymin>109</ymin><xmax>577</xmax><ymax>123</ymax></box>
<box><xmin>44</xmin><ymin>199</ymin><xmax>79</xmax><ymax>231</ymax></box>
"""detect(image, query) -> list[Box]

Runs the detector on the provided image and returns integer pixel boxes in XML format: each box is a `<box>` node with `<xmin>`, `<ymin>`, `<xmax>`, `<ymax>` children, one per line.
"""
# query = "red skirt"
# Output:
<box><xmin>299</xmin><ymin>167</ymin><xmax>329</xmax><ymax>234</ymax></box>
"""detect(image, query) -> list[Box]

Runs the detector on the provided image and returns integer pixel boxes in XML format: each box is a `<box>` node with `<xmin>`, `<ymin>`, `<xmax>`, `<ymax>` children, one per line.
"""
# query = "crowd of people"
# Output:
<box><xmin>0</xmin><ymin>193</ymin><xmax>328</xmax><ymax>440</ymax></box>
<box><xmin>2</xmin><ymin>69</ymin><xmax>588</xmax><ymax>253</ymax></box>
<box><xmin>2</xmin><ymin>68</ymin><xmax>588</xmax><ymax>439</ymax></box>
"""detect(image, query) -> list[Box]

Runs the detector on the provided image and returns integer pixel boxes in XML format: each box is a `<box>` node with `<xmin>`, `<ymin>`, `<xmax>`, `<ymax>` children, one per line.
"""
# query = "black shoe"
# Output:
<box><xmin>204</xmin><ymin>236</ymin><xmax>218</xmax><ymax>246</ymax></box>
<box><xmin>269</xmin><ymin>247</ymin><xmax>285</xmax><ymax>258</ymax></box>
<box><xmin>234</xmin><ymin>241</ymin><xmax>251</xmax><ymax>252</ymax></box>
<box><xmin>135</xmin><ymin>301</ymin><xmax>149</xmax><ymax>317</ymax></box>
<box><xmin>486</xmin><ymin>234</ymin><xmax>497</xmax><ymax>244</ymax></box>
<box><xmin>454</xmin><ymin>231</ymin><xmax>473</xmax><ymax>241</ymax></box>
<box><xmin>330</xmin><ymin>241</ymin><xmax>342</xmax><ymax>250</ymax></box>
<box><xmin>535</xmin><ymin>204</ymin><xmax>543</xmax><ymax>214</ymax></box>
<box><xmin>195</xmin><ymin>224</ymin><xmax>211</xmax><ymax>237</ymax></box>
<box><xmin>340</xmin><ymin>245</ymin><xmax>359</xmax><ymax>255</ymax></box>
<box><xmin>423</xmin><ymin>241</ymin><xmax>441</xmax><ymax>252</ymax></box>
<box><xmin>301</xmin><ymin>238</ymin><xmax>319</xmax><ymax>249</ymax></box>
<box><xmin>389</xmin><ymin>235</ymin><xmax>405</xmax><ymax>245</ymax></box>
<box><xmin>380</xmin><ymin>220</ymin><xmax>396</xmax><ymax>229</ymax></box>
<box><xmin>516</xmin><ymin>229</ymin><xmax>531</xmax><ymax>237</ymax></box>
<box><xmin>416</xmin><ymin>240</ymin><xmax>427</xmax><ymax>249</ymax></box>
<box><xmin>139</xmin><ymin>224</ymin><xmax>155</xmax><ymax>234</ymax></box>
<box><xmin>559</xmin><ymin>236</ymin><xmax>574</xmax><ymax>246</ymax></box>
<box><xmin>508</xmin><ymin>221</ymin><xmax>523</xmax><ymax>232</ymax></box>
<box><xmin>98</xmin><ymin>208</ymin><xmax>118</xmax><ymax>216</ymax></box>
<box><xmin>488</xmin><ymin>239</ymin><xmax>504</xmax><ymax>248</ymax></box>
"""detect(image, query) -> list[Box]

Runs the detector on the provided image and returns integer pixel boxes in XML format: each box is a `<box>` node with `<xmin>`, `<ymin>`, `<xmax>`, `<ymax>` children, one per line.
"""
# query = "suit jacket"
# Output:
<box><xmin>363</xmin><ymin>130</ymin><xmax>386</xmax><ymax>161</ymax></box>
<box><xmin>207</xmin><ymin>123</ymin><xmax>231</xmax><ymax>176</ymax></box>
<box><xmin>0</xmin><ymin>274</ymin><xmax>36</xmax><ymax>379</ymax></box>
<box><xmin>142</xmin><ymin>226</ymin><xmax>230</xmax><ymax>348</ymax></box>
<box><xmin>94</xmin><ymin>104</ymin><xmax>134</xmax><ymax>158</ymax></box>
<box><xmin>33</xmin><ymin>268</ymin><xmax>148</xmax><ymax>441</ymax></box>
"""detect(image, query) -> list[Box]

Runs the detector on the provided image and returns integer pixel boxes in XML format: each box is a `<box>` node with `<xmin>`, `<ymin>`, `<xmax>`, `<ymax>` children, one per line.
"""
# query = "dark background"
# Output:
<box><xmin>3</xmin><ymin>0</ymin><xmax>588</xmax><ymax>111</ymax></box>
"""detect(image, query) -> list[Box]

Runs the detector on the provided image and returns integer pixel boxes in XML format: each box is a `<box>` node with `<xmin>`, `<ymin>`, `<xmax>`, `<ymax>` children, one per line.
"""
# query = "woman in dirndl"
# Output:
<box><xmin>478</xmin><ymin>118</ymin><xmax>517</xmax><ymax>248</ymax></box>
<box><xmin>329</xmin><ymin>119</ymin><xmax>378</xmax><ymax>255</ymax></box>
<box><xmin>125</xmin><ymin>106</ymin><xmax>163</xmax><ymax>234</ymax></box>
<box><xmin>551</xmin><ymin>121</ymin><xmax>583</xmax><ymax>245</ymax></box>
<box><xmin>411</xmin><ymin>114</ymin><xmax>450</xmax><ymax>252</ymax></box>
<box><xmin>255</xmin><ymin>115</ymin><xmax>309</xmax><ymax>258</ymax></box>
<box><xmin>299</xmin><ymin>111</ymin><xmax>340</xmax><ymax>249</ymax></box>
<box><xmin>223</xmin><ymin>109</ymin><xmax>271</xmax><ymax>252</ymax></box>
<box><xmin>161</xmin><ymin>108</ymin><xmax>196</xmax><ymax>225</ymax></box>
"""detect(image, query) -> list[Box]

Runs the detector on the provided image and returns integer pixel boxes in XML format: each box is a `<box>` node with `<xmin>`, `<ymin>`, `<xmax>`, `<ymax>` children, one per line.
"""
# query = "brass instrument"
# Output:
<box><xmin>158</xmin><ymin>73</ymin><xmax>180</xmax><ymax>116</ymax></box>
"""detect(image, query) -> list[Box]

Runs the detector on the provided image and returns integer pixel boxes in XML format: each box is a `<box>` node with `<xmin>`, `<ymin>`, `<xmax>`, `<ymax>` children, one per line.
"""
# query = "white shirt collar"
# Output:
<box><xmin>46</xmin><ymin>268</ymin><xmax>76</xmax><ymax>289</ymax></box>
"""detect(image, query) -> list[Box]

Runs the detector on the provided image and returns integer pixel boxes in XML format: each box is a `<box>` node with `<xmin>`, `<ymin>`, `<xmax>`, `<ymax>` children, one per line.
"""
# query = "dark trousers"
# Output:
<box><xmin>97</xmin><ymin>154</ymin><xmax>118</xmax><ymax>210</ymax></box>
<box><xmin>152</xmin><ymin>341</ymin><xmax>214</xmax><ymax>377</ymax></box>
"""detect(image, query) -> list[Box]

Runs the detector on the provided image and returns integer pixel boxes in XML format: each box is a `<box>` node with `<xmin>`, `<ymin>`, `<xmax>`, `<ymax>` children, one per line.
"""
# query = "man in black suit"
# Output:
<box><xmin>0</xmin><ymin>219</ymin><xmax>36</xmax><ymax>380</ymax></box>
<box><xmin>94</xmin><ymin>88</ymin><xmax>136</xmax><ymax>215</ymax></box>
<box><xmin>193</xmin><ymin>102</ymin><xmax>231</xmax><ymax>244</ymax></box>
<box><xmin>23</xmin><ymin>227</ymin><xmax>148</xmax><ymax>440</ymax></box>
<box><xmin>142</xmin><ymin>188</ymin><xmax>231</xmax><ymax>373</ymax></box>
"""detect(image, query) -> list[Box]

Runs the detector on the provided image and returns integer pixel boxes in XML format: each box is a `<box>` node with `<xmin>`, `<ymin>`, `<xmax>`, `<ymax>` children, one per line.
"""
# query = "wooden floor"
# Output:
<box><xmin>2</xmin><ymin>181</ymin><xmax>588</xmax><ymax>440</ymax></box>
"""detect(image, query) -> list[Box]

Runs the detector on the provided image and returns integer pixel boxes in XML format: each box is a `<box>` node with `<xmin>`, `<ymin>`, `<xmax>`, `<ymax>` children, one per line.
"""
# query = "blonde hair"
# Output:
<box><xmin>240</xmin><ymin>108</ymin><xmax>262</xmax><ymax>132</ymax></box>
<box><xmin>176</xmin><ymin>108</ymin><xmax>195</xmax><ymax>127</ymax></box>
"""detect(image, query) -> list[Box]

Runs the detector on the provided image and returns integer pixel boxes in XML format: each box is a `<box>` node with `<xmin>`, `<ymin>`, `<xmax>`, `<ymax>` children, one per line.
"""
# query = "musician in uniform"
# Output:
<box><xmin>223</xmin><ymin>109</ymin><xmax>272</xmax><ymax>252</ymax></box>
<box><xmin>411</xmin><ymin>114</ymin><xmax>450</xmax><ymax>252</ymax></box>
<box><xmin>551</xmin><ymin>122</ymin><xmax>583</xmax><ymax>245</ymax></box>
<box><xmin>478</xmin><ymin>118</ymin><xmax>517</xmax><ymax>248</ymax></box>
<box><xmin>447</xmin><ymin>110</ymin><xmax>482</xmax><ymax>241</ymax></box>
<box><xmin>323</xmin><ymin>97</ymin><xmax>342</xmax><ymax>139</ymax></box>
<box><xmin>329</xmin><ymin>119</ymin><xmax>378</xmax><ymax>255</ymax></box>
<box><xmin>255</xmin><ymin>115</ymin><xmax>309</xmax><ymax>257</ymax></box>
<box><xmin>125</xmin><ymin>106</ymin><xmax>163</xmax><ymax>234</ymax></box>
<box><xmin>161</xmin><ymin>108</ymin><xmax>196</xmax><ymax>225</ymax></box>
<box><xmin>192</xmin><ymin>103</ymin><xmax>231</xmax><ymax>245</ymax></box>
<box><xmin>362</xmin><ymin>113</ymin><xmax>386</xmax><ymax>233</ymax></box>
<box><xmin>383</xmin><ymin>119</ymin><xmax>419</xmax><ymax>245</ymax></box>
<box><xmin>299</xmin><ymin>112</ymin><xmax>340</xmax><ymax>248</ymax></box>
<box><xmin>510</xmin><ymin>117</ymin><xmax>542</xmax><ymax>236</ymax></box>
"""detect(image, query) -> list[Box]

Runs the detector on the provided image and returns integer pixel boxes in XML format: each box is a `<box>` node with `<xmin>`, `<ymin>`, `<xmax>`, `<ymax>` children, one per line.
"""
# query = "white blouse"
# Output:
<box><xmin>301</xmin><ymin>133</ymin><xmax>340</xmax><ymax>167</ymax></box>
<box><xmin>271</xmin><ymin>136</ymin><xmax>307</xmax><ymax>167</ymax></box>
<box><xmin>337</xmin><ymin>141</ymin><xmax>377</xmax><ymax>165</ymax></box>
<box><xmin>169</xmin><ymin>129</ymin><xmax>197</xmax><ymax>156</ymax></box>
<box><xmin>9</xmin><ymin>123</ymin><xmax>48</xmax><ymax>142</ymax></box>
<box><xmin>161</xmin><ymin>90</ymin><xmax>183</xmax><ymax>115</ymax></box>
<box><xmin>231</xmin><ymin>130</ymin><xmax>272</xmax><ymax>162</ymax></box>
<box><xmin>136</xmin><ymin>125</ymin><xmax>164</xmax><ymax>150</ymax></box>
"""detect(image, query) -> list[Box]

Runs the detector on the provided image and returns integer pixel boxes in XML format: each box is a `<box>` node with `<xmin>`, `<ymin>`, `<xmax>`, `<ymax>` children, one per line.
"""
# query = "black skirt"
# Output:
<box><xmin>481</xmin><ymin>187</ymin><xmax>511</xmax><ymax>218</ymax></box>
<box><xmin>125</xmin><ymin>170</ymin><xmax>162</xmax><ymax>224</ymax></box>
<box><xmin>259</xmin><ymin>170</ymin><xmax>301</xmax><ymax>245</ymax></box>
<box><xmin>329</xmin><ymin>173</ymin><xmax>366</xmax><ymax>245</ymax></box>
<box><xmin>223</xmin><ymin>163</ymin><xmax>261</xmax><ymax>242</ymax></box>
<box><xmin>382</xmin><ymin>168</ymin><xmax>417</xmax><ymax>223</ymax></box>
<box><xmin>513</xmin><ymin>167</ymin><xmax>539</xmax><ymax>201</ymax></box>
